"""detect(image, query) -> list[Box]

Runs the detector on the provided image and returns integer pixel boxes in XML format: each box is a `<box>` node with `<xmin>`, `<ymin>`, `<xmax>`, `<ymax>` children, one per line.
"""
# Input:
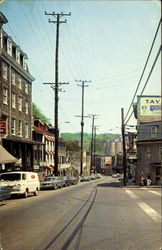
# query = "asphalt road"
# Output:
<box><xmin>0</xmin><ymin>176</ymin><xmax>161</xmax><ymax>250</ymax></box>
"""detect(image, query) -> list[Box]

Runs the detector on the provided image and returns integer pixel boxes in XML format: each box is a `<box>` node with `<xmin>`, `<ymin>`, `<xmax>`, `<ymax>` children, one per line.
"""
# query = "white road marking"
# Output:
<box><xmin>125</xmin><ymin>189</ymin><xmax>161</xmax><ymax>223</ymax></box>
<box><xmin>141</xmin><ymin>188</ymin><xmax>161</xmax><ymax>196</ymax></box>
<box><xmin>137</xmin><ymin>202</ymin><xmax>161</xmax><ymax>223</ymax></box>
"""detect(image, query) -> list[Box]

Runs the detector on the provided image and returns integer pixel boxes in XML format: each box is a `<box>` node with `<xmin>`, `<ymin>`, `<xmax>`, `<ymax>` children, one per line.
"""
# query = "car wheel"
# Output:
<box><xmin>23</xmin><ymin>190</ymin><xmax>28</xmax><ymax>198</ymax></box>
<box><xmin>34</xmin><ymin>188</ymin><xmax>38</xmax><ymax>196</ymax></box>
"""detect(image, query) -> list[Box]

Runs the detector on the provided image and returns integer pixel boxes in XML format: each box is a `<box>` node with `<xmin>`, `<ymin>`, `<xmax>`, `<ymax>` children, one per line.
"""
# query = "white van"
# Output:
<box><xmin>0</xmin><ymin>171</ymin><xmax>40</xmax><ymax>198</ymax></box>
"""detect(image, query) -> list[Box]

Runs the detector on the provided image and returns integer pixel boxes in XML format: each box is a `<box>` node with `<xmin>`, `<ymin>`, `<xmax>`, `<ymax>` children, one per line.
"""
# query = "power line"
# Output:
<box><xmin>124</xmin><ymin>17</ymin><xmax>161</xmax><ymax>123</ymax></box>
<box><xmin>124</xmin><ymin>45</ymin><xmax>161</xmax><ymax>125</ymax></box>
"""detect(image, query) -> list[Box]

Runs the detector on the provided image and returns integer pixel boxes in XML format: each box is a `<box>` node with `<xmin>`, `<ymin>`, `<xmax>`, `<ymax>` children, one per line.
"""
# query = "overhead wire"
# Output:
<box><xmin>124</xmin><ymin>17</ymin><xmax>161</xmax><ymax>123</ymax></box>
<box><xmin>6</xmin><ymin>23</ymin><xmax>44</xmax><ymax>84</ymax></box>
<box><xmin>17</xmin><ymin>1</ymin><xmax>53</xmax><ymax>65</ymax></box>
<box><xmin>124</xmin><ymin>45</ymin><xmax>161</xmax><ymax>126</ymax></box>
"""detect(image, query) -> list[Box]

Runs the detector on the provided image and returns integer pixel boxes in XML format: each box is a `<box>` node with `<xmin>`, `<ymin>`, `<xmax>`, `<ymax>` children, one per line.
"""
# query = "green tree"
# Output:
<box><xmin>32</xmin><ymin>103</ymin><xmax>51</xmax><ymax>123</ymax></box>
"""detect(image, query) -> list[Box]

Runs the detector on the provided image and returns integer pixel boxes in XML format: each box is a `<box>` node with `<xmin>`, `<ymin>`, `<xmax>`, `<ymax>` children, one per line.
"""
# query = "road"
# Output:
<box><xmin>0</xmin><ymin>176</ymin><xmax>161</xmax><ymax>250</ymax></box>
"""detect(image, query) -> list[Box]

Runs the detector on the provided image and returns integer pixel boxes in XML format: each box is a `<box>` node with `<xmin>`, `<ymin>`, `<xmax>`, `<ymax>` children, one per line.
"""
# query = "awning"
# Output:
<box><xmin>0</xmin><ymin>145</ymin><xmax>18</xmax><ymax>164</ymax></box>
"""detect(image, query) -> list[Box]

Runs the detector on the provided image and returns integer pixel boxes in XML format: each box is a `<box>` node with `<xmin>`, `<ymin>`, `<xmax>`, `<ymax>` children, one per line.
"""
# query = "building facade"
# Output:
<box><xmin>136</xmin><ymin>121</ymin><xmax>162</xmax><ymax>185</ymax></box>
<box><xmin>0</xmin><ymin>13</ymin><xmax>35</xmax><ymax>172</ymax></box>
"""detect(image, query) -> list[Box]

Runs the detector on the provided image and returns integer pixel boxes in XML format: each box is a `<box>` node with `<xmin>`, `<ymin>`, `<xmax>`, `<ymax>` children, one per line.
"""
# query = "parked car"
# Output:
<box><xmin>112</xmin><ymin>174</ymin><xmax>118</xmax><ymax>178</ymax></box>
<box><xmin>0</xmin><ymin>172</ymin><xmax>40</xmax><ymax>198</ymax></box>
<box><xmin>96</xmin><ymin>173</ymin><xmax>102</xmax><ymax>178</ymax></box>
<box><xmin>63</xmin><ymin>176</ymin><xmax>78</xmax><ymax>186</ymax></box>
<box><xmin>89</xmin><ymin>174</ymin><xmax>95</xmax><ymax>180</ymax></box>
<box><xmin>0</xmin><ymin>186</ymin><xmax>11</xmax><ymax>201</ymax></box>
<box><xmin>82</xmin><ymin>175</ymin><xmax>91</xmax><ymax>181</ymax></box>
<box><xmin>40</xmin><ymin>176</ymin><xmax>63</xmax><ymax>190</ymax></box>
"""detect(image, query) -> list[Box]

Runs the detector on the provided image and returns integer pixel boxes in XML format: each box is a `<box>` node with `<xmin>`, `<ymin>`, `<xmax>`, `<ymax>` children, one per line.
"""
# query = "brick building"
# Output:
<box><xmin>0</xmin><ymin>12</ymin><xmax>35</xmax><ymax>172</ymax></box>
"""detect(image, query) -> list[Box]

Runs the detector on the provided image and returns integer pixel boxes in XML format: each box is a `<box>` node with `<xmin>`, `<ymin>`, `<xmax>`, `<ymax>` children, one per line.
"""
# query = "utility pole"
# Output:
<box><xmin>121</xmin><ymin>108</ymin><xmax>127</xmax><ymax>186</ymax></box>
<box><xmin>89</xmin><ymin>114</ymin><xmax>99</xmax><ymax>174</ymax></box>
<box><xmin>44</xmin><ymin>11</ymin><xmax>71</xmax><ymax>176</ymax></box>
<box><xmin>93</xmin><ymin>126</ymin><xmax>99</xmax><ymax>173</ymax></box>
<box><xmin>75</xmin><ymin>80</ymin><xmax>91</xmax><ymax>175</ymax></box>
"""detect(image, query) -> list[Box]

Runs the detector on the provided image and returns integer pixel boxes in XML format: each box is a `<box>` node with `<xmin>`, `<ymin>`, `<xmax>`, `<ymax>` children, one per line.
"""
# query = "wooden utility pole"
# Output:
<box><xmin>89</xmin><ymin>114</ymin><xmax>99</xmax><ymax>174</ymax></box>
<box><xmin>75</xmin><ymin>80</ymin><xmax>91</xmax><ymax>175</ymax></box>
<box><xmin>121</xmin><ymin>108</ymin><xmax>127</xmax><ymax>186</ymax></box>
<box><xmin>44</xmin><ymin>11</ymin><xmax>71</xmax><ymax>176</ymax></box>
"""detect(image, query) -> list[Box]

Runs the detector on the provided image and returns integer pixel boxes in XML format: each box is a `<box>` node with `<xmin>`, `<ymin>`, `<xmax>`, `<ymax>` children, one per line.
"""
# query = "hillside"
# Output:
<box><xmin>60</xmin><ymin>133</ymin><xmax>120</xmax><ymax>155</ymax></box>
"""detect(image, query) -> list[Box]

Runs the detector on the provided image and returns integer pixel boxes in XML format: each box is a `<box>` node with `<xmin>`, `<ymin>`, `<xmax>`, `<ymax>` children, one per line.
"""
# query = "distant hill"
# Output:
<box><xmin>60</xmin><ymin>133</ymin><xmax>120</xmax><ymax>155</ymax></box>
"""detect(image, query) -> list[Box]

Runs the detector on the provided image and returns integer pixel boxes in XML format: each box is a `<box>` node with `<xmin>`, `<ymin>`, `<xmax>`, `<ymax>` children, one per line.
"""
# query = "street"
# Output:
<box><xmin>0</xmin><ymin>176</ymin><xmax>161</xmax><ymax>250</ymax></box>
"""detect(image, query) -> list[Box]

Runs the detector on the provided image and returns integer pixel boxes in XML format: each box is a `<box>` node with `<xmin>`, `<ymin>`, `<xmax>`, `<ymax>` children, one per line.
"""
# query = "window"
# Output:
<box><xmin>23</xmin><ymin>56</ymin><xmax>27</xmax><ymax>70</ymax></box>
<box><xmin>145</xmin><ymin>147</ymin><xmax>151</xmax><ymax>159</ymax></box>
<box><xmin>17</xmin><ymin>75</ymin><xmax>22</xmax><ymax>89</ymax></box>
<box><xmin>25</xmin><ymin>101</ymin><xmax>28</xmax><ymax>114</ymax></box>
<box><xmin>11</xmin><ymin>70</ymin><xmax>16</xmax><ymax>84</ymax></box>
<box><xmin>159</xmin><ymin>147</ymin><xmax>162</xmax><ymax>160</ymax></box>
<box><xmin>3</xmin><ymin>88</ymin><xmax>8</xmax><ymax>105</ymax></box>
<box><xmin>18</xmin><ymin>97</ymin><xmax>22</xmax><ymax>111</ymax></box>
<box><xmin>11</xmin><ymin>92</ymin><xmax>16</xmax><ymax>108</ymax></box>
<box><xmin>2</xmin><ymin>63</ymin><xmax>8</xmax><ymax>80</ymax></box>
<box><xmin>22</xmin><ymin>174</ymin><xmax>27</xmax><ymax>180</ymax></box>
<box><xmin>151</xmin><ymin>126</ymin><xmax>158</xmax><ymax>139</ymax></box>
<box><xmin>11</xmin><ymin>118</ymin><xmax>16</xmax><ymax>135</ymax></box>
<box><xmin>25</xmin><ymin>124</ymin><xmax>29</xmax><ymax>138</ymax></box>
<box><xmin>16</xmin><ymin>48</ymin><xmax>20</xmax><ymax>64</ymax></box>
<box><xmin>18</xmin><ymin>121</ymin><xmax>22</xmax><ymax>137</ymax></box>
<box><xmin>7</xmin><ymin>38</ymin><xmax>12</xmax><ymax>56</ymax></box>
<box><xmin>25</xmin><ymin>82</ymin><xmax>29</xmax><ymax>94</ymax></box>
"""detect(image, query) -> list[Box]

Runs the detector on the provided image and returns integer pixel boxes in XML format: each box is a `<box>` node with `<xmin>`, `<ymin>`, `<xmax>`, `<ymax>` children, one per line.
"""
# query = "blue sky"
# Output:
<box><xmin>0</xmin><ymin>0</ymin><xmax>161</xmax><ymax>134</ymax></box>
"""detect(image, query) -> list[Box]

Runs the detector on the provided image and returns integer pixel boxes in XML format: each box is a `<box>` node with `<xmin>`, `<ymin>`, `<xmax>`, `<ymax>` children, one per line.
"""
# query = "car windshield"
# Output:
<box><xmin>0</xmin><ymin>173</ymin><xmax>21</xmax><ymax>181</ymax></box>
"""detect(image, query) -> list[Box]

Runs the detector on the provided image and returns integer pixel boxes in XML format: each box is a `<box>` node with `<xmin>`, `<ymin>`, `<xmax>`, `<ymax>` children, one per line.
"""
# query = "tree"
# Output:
<box><xmin>65</xmin><ymin>141</ymin><xmax>81</xmax><ymax>163</ymax></box>
<box><xmin>32</xmin><ymin>103</ymin><xmax>51</xmax><ymax>123</ymax></box>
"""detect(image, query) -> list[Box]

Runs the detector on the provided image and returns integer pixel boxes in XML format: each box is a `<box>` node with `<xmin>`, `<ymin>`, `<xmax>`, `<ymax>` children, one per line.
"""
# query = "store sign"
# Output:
<box><xmin>0</xmin><ymin>121</ymin><xmax>7</xmax><ymax>134</ymax></box>
<box><xmin>138</xmin><ymin>96</ymin><xmax>161</xmax><ymax>122</ymax></box>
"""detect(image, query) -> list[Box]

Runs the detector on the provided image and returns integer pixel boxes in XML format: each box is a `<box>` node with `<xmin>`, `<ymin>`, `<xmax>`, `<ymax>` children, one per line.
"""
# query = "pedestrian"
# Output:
<box><xmin>140</xmin><ymin>171</ymin><xmax>145</xmax><ymax>186</ymax></box>
<box><xmin>146</xmin><ymin>173</ymin><xmax>151</xmax><ymax>186</ymax></box>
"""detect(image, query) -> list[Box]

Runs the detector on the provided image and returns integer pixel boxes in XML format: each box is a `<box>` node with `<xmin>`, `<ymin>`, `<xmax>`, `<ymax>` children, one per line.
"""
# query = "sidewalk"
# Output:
<box><xmin>119</xmin><ymin>179</ymin><xmax>161</xmax><ymax>188</ymax></box>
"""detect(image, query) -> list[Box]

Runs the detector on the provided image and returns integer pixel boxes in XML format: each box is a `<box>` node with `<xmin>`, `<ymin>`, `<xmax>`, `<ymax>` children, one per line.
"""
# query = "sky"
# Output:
<box><xmin>0</xmin><ymin>0</ymin><xmax>161</xmax><ymax>134</ymax></box>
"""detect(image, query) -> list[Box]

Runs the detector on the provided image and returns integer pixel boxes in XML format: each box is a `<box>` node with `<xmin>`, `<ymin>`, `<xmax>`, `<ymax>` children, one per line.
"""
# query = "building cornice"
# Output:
<box><xmin>0</xmin><ymin>50</ymin><xmax>35</xmax><ymax>82</ymax></box>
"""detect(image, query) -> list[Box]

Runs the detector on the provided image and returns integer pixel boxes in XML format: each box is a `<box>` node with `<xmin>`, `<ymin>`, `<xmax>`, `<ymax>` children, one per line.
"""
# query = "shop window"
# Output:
<box><xmin>11</xmin><ymin>92</ymin><xmax>16</xmax><ymax>108</ymax></box>
<box><xmin>18</xmin><ymin>97</ymin><xmax>22</xmax><ymax>111</ymax></box>
<box><xmin>18</xmin><ymin>121</ymin><xmax>22</xmax><ymax>137</ymax></box>
<box><xmin>2</xmin><ymin>63</ymin><xmax>8</xmax><ymax>80</ymax></box>
<box><xmin>11</xmin><ymin>70</ymin><xmax>16</xmax><ymax>85</ymax></box>
<box><xmin>11</xmin><ymin>118</ymin><xmax>16</xmax><ymax>135</ymax></box>
<box><xmin>3</xmin><ymin>88</ymin><xmax>8</xmax><ymax>105</ymax></box>
<box><xmin>151</xmin><ymin>126</ymin><xmax>158</xmax><ymax>139</ymax></box>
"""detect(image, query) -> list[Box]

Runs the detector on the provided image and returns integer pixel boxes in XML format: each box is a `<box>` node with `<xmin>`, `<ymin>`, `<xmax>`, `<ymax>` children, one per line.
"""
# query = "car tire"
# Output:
<box><xmin>34</xmin><ymin>188</ymin><xmax>38</xmax><ymax>196</ymax></box>
<box><xmin>23</xmin><ymin>190</ymin><xmax>28</xmax><ymax>198</ymax></box>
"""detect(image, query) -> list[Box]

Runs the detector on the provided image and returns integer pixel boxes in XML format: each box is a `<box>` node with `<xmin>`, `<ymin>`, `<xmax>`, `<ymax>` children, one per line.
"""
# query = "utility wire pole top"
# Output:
<box><xmin>44</xmin><ymin>11</ymin><xmax>71</xmax><ymax>176</ymax></box>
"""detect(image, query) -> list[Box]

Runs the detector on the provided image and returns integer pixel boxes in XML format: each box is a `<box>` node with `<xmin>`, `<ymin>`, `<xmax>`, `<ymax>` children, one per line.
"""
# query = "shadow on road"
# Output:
<box><xmin>97</xmin><ymin>182</ymin><xmax>122</xmax><ymax>188</ymax></box>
